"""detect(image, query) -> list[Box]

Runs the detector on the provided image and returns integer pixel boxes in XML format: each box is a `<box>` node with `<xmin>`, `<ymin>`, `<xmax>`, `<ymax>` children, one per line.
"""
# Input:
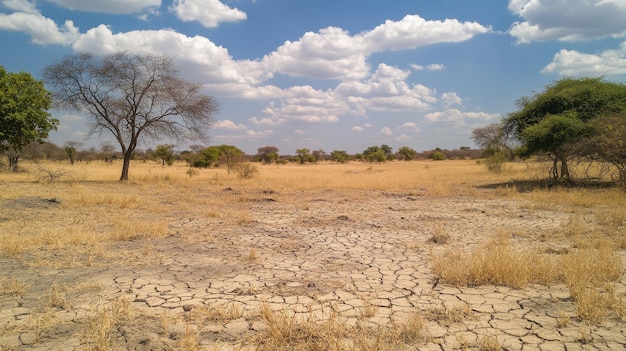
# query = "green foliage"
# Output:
<box><xmin>0</xmin><ymin>66</ymin><xmax>57</xmax><ymax>171</ymax></box>
<box><xmin>295</xmin><ymin>148</ymin><xmax>316</xmax><ymax>164</ymax></box>
<box><xmin>154</xmin><ymin>144</ymin><xmax>176</xmax><ymax>166</ymax></box>
<box><xmin>504</xmin><ymin>77</ymin><xmax>626</xmax><ymax>182</ymax></box>
<box><xmin>362</xmin><ymin>145</ymin><xmax>389</xmax><ymax>163</ymax></box>
<box><xmin>397</xmin><ymin>146</ymin><xmax>417</xmax><ymax>161</ymax></box>
<box><xmin>330</xmin><ymin>150</ymin><xmax>350</xmax><ymax>163</ymax></box>
<box><xmin>483</xmin><ymin>149</ymin><xmax>507</xmax><ymax>173</ymax></box>
<box><xmin>256</xmin><ymin>146</ymin><xmax>280</xmax><ymax>164</ymax></box>
<box><xmin>429</xmin><ymin>150</ymin><xmax>446</xmax><ymax>161</ymax></box>
<box><xmin>586</xmin><ymin>114</ymin><xmax>626</xmax><ymax>184</ymax></box>
<box><xmin>519</xmin><ymin>113</ymin><xmax>587</xmax><ymax>157</ymax></box>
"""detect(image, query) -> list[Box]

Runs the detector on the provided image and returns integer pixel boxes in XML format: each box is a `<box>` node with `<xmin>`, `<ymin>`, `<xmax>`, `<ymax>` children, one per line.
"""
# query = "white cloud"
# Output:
<box><xmin>352</xmin><ymin>126</ymin><xmax>365</xmax><ymax>132</ymax></box>
<box><xmin>2</xmin><ymin>0</ymin><xmax>38</xmax><ymax>14</ymax></box>
<box><xmin>426</xmin><ymin>63</ymin><xmax>445</xmax><ymax>71</ymax></box>
<box><xmin>261</xmin><ymin>86</ymin><xmax>344</xmax><ymax>123</ymax></box>
<box><xmin>410</xmin><ymin>63</ymin><xmax>445</xmax><ymax>71</ymax></box>
<box><xmin>214</xmin><ymin>119</ymin><xmax>248</xmax><ymax>130</ymax></box>
<box><xmin>542</xmin><ymin>43</ymin><xmax>626</xmax><ymax>76</ymax></box>
<box><xmin>378</xmin><ymin>127</ymin><xmax>392</xmax><ymax>137</ymax></box>
<box><xmin>441</xmin><ymin>92</ymin><xmax>462</xmax><ymax>107</ymax></box>
<box><xmin>249</xmin><ymin>116</ymin><xmax>285</xmax><ymax>126</ymax></box>
<box><xmin>170</xmin><ymin>0</ymin><xmax>246</xmax><ymax>28</ymax></box>
<box><xmin>363</xmin><ymin>14</ymin><xmax>491</xmax><ymax>52</ymax></box>
<box><xmin>263</xmin><ymin>26</ymin><xmax>370</xmax><ymax>80</ymax></box>
<box><xmin>293</xmin><ymin>129</ymin><xmax>305</xmax><ymax>135</ymax></box>
<box><xmin>45</xmin><ymin>0</ymin><xmax>160</xmax><ymax>14</ymax></box>
<box><xmin>398</xmin><ymin>122</ymin><xmax>421</xmax><ymax>133</ymax></box>
<box><xmin>262</xmin><ymin>15</ymin><xmax>489</xmax><ymax>81</ymax></box>
<box><xmin>0</xmin><ymin>12</ymin><xmax>78</xmax><ymax>45</ymax></box>
<box><xmin>425</xmin><ymin>109</ymin><xmax>500</xmax><ymax>123</ymax></box>
<box><xmin>509</xmin><ymin>0</ymin><xmax>626</xmax><ymax>43</ymax></box>
<box><xmin>395</xmin><ymin>134</ymin><xmax>411</xmax><ymax>142</ymax></box>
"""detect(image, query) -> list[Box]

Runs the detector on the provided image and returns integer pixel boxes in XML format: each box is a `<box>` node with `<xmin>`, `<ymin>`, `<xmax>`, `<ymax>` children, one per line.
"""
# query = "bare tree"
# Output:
<box><xmin>43</xmin><ymin>52</ymin><xmax>218</xmax><ymax>180</ymax></box>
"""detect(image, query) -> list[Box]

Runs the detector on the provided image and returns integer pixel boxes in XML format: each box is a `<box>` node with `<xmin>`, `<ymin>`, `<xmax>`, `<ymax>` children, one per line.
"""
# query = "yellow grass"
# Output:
<box><xmin>2</xmin><ymin>158</ymin><xmax>626</xmax><ymax>349</ymax></box>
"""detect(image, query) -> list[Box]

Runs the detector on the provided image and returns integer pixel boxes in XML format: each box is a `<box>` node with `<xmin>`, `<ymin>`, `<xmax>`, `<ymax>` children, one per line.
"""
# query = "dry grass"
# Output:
<box><xmin>2</xmin><ymin>159</ymin><xmax>626</xmax><ymax>349</ymax></box>
<box><xmin>251</xmin><ymin>303</ymin><xmax>429</xmax><ymax>350</ymax></box>
<box><xmin>433</xmin><ymin>228</ymin><xmax>625</xmax><ymax>323</ymax></box>
<box><xmin>81</xmin><ymin>297</ymin><xmax>134</xmax><ymax>351</ymax></box>
<box><xmin>432</xmin><ymin>231</ymin><xmax>560</xmax><ymax>289</ymax></box>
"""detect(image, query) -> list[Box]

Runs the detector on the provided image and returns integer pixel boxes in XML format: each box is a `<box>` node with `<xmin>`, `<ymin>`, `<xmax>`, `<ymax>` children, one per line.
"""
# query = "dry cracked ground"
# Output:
<box><xmin>1</xmin><ymin>183</ymin><xmax>625</xmax><ymax>350</ymax></box>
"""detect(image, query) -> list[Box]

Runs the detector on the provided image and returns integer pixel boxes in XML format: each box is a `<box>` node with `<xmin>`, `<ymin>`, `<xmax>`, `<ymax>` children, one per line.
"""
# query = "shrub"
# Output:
<box><xmin>235</xmin><ymin>162</ymin><xmax>259</xmax><ymax>179</ymax></box>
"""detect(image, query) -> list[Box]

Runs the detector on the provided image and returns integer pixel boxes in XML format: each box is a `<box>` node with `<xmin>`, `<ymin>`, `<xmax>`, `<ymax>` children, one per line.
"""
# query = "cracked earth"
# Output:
<box><xmin>1</xmin><ymin>184</ymin><xmax>625</xmax><ymax>350</ymax></box>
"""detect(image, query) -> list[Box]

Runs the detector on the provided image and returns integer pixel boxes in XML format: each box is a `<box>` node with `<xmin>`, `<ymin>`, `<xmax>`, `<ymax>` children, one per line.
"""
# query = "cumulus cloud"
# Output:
<box><xmin>441</xmin><ymin>92</ymin><xmax>462</xmax><ymax>107</ymax></box>
<box><xmin>378</xmin><ymin>127</ymin><xmax>392</xmax><ymax>137</ymax></box>
<box><xmin>395</xmin><ymin>134</ymin><xmax>411</xmax><ymax>142</ymax></box>
<box><xmin>0</xmin><ymin>11</ymin><xmax>78</xmax><ymax>45</ymax></box>
<box><xmin>352</xmin><ymin>126</ymin><xmax>365</xmax><ymax>132</ymax></box>
<box><xmin>263</xmin><ymin>15</ymin><xmax>489</xmax><ymax>81</ymax></box>
<box><xmin>542</xmin><ymin>43</ymin><xmax>626</xmax><ymax>76</ymax></box>
<box><xmin>398</xmin><ymin>122</ymin><xmax>421</xmax><ymax>133</ymax></box>
<box><xmin>214</xmin><ymin>119</ymin><xmax>248</xmax><ymax>130</ymax></box>
<box><xmin>170</xmin><ymin>0</ymin><xmax>246</xmax><ymax>28</ymax></box>
<box><xmin>425</xmin><ymin>109</ymin><xmax>500</xmax><ymax>123</ymax></box>
<box><xmin>2</xmin><ymin>0</ymin><xmax>38</xmax><ymax>14</ymax></box>
<box><xmin>45</xmin><ymin>0</ymin><xmax>161</xmax><ymax>14</ymax></box>
<box><xmin>362</xmin><ymin>15</ymin><xmax>490</xmax><ymax>52</ymax></box>
<box><xmin>509</xmin><ymin>0</ymin><xmax>626</xmax><ymax>43</ymax></box>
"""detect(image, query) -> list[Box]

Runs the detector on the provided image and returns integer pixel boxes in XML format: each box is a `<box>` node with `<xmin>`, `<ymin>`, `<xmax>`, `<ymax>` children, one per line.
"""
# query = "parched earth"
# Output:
<box><xmin>1</xmin><ymin>187</ymin><xmax>625</xmax><ymax>350</ymax></box>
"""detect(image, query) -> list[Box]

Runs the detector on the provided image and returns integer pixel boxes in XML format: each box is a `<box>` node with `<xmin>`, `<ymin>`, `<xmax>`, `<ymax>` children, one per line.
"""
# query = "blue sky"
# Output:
<box><xmin>2</xmin><ymin>0</ymin><xmax>626</xmax><ymax>155</ymax></box>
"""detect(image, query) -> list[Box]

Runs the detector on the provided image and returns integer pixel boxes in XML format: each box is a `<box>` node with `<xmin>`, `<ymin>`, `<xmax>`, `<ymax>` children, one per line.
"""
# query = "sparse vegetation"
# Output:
<box><xmin>1</xmin><ymin>159</ymin><xmax>625</xmax><ymax>350</ymax></box>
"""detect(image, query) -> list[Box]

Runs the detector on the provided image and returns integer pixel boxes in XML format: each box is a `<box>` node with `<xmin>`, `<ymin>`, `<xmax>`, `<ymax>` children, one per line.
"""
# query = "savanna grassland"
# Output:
<box><xmin>1</xmin><ymin>160</ymin><xmax>625</xmax><ymax>351</ymax></box>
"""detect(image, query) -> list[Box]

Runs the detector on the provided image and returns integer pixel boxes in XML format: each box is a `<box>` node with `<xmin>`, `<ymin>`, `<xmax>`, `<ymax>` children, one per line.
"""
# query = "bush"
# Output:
<box><xmin>235</xmin><ymin>162</ymin><xmax>259</xmax><ymax>179</ymax></box>
<box><xmin>484</xmin><ymin>150</ymin><xmax>507</xmax><ymax>173</ymax></box>
<box><xmin>429</xmin><ymin>151</ymin><xmax>446</xmax><ymax>160</ymax></box>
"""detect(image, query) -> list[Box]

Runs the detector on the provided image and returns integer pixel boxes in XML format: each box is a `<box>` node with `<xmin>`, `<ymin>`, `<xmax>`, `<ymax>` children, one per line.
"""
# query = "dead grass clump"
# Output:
<box><xmin>561</xmin><ymin>248</ymin><xmax>625</xmax><ymax>322</ymax></box>
<box><xmin>432</xmin><ymin>233</ymin><xmax>559</xmax><ymax>289</ymax></box>
<box><xmin>0</xmin><ymin>276</ymin><xmax>28</xmax><ymax>295</ymax></box>
<box><xmin>188</xmin><ymin>302</ymin><xmax>243</xmax><ymax>323</ymax></box>
<box><xmin>45</xmin><ymin>282</ymin><xmax>69</xmax><ymax>309</ymax></box>
<box><xmin>110</xmin><ymin>219</ymin><xmax>169</xmax><ymax>241</ymax></box>
<box><xmin>81</xmin><ymin>297</ymin><xmax>133</xmax><ymax>351</ymax></box>
<box><xmin>252</xmin><ymin>303</ymin><xmax>350</xmax><ymax>350</ymax></box>
<box><xmin>427</xmin><ymin>224</ymin><xmax>451</xmax><ymax>244</ymax></box>
<box><xmin>251</xmin><ymin>304</ymin><xmax>429</xmax><ymax>350</ymax></box>
<box><xmin>426</xmin><ymin>303</ymin><xmax>474</xmax><ymax>326</ymax></box>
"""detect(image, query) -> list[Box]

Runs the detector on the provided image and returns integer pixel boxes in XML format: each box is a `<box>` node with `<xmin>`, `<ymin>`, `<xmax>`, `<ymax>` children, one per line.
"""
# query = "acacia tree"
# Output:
<box><xmin>0</xmin><ymin>66</ymin><xmax>57</xmax><ymax>171</ymax></box>
<box><xmin>43</xmin><ymin>53</ymin><xmax>218</xmax><ymax>181</ymax></box>
<box><xmin>504</xmin><ymin>77</ymin><xmax>626</xmax><ymax>181</ymax></box>
<box><xmin>64</xmin><ymin>141</ymin><xmax>82</xmax><ymax>165</ymax></box>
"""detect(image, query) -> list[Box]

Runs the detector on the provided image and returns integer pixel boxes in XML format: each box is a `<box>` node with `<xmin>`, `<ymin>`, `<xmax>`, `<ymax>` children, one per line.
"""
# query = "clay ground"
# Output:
<box><xmin>1</xmin><ymin>169</ymin><xmax>625</xmax><ymax>350</ymax></box>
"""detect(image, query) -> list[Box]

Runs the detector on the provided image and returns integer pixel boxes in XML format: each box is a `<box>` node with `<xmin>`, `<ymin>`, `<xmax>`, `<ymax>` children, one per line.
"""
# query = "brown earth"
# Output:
<box><xmin>1</xmin><ymin>186</ymin><xmax>625</xmax><ymax>350</ymax></box>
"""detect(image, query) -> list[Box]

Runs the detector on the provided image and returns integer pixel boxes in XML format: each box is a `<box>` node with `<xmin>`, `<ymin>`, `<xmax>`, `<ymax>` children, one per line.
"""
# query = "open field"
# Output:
<box><xmin>1</xmin><ymin>160</ymin><xmax>625</xmax><ymax>350</ymax></box>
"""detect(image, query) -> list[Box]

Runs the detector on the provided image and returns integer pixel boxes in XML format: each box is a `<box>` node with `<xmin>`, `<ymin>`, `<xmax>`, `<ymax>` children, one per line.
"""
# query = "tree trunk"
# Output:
<box><xmin>120</xmin><ymin>152</ymin><xmax>132</xmax><ymax>181</ymax></box>
<box><xmin>7</xmin><ymin>154</ymin><xmax>19</xmax><ymax>172</ymax></box>
<box><xmin>560</xmin><ymin>159</ymin><xmax>570</xmax><ymax>180</ymax></box>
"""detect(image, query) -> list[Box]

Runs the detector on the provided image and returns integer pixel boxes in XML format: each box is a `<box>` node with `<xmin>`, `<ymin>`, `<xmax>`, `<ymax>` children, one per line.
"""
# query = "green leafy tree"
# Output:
<box><xmin>43</xmin><ymin>53</ymin><xmax>217</xmax><ymax>181</ymax></box>
<box><xmin>154</xmin><ymin>144</ymin><xmax>175</xmax><ymax>166</ymax></box>
<box><xmin>380</xmin><ymin>144</ymin><xmax>394</xmax><ymax>160</ymax></box>
<box><xmin>330</xmin><ymin>150</ymin><xmax>350</xmax><ymax>163</ymax></box>
<box><xmin>64</xmin><ymin>141</ymin><xmax>81</xmax><ymax>165</ymax></box>
<box><xmin>397</xmin><ymin>146</ymin><xmax>417</xmax><ymax>161</ymax></box>
<box><xmin>216</xmin><ymin>145</ymin><xmax>244</xmax><ymax>174</ymax></box>
<box><xmin>0</xmin><ymin>66</ymin><xmax>57</xmax><ymax>171</ymax></box>
<box><xmin>311</xmin><ymin>149</ymin><xmax>327</xmax><ymax>162</ymax></box>
<box><xmin>295</xmin><ymin>148</ymin><xmax>315</xmax><ymax>164</ymax></box>
<box><xmin>504</xmin><ymin>77</ymin><xmax>626</xmax><ymax>180</ymax></box>
<box><xmin>256</xmin><ymin>146</ymin><xmax>280</xmax><ymax>163</ymax></box>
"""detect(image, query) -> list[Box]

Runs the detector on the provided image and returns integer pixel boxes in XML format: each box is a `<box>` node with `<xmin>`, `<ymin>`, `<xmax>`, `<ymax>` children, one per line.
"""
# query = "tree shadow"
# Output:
<box><xmin>478</xmin><ymin>178</ymin><xmax>620</xmax><ymax>193</ymax></box>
